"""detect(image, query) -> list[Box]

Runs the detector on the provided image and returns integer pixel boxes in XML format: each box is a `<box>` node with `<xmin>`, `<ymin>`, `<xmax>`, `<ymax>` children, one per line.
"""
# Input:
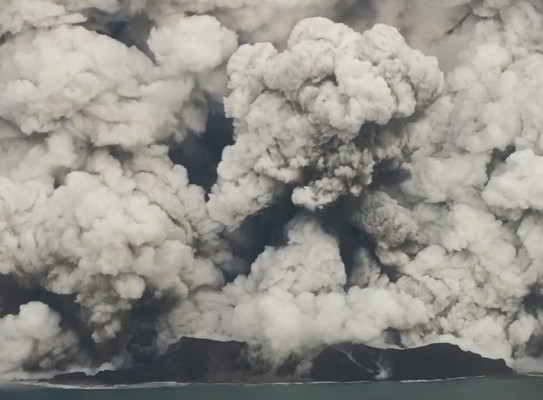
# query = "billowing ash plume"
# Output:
<box><xmin>1</xmin><ymin>0</ymin><xmax>543</xmax><ymax>379</ymax></box>
<box><xmin>0</xmin><ymin>0</ymin><xmax>238</xmax><ymax>374</ymax></box>
<box><xmin>207</xmin><ymin>17</ymin><xmax>443</xmax><ymax>226</ymax></box>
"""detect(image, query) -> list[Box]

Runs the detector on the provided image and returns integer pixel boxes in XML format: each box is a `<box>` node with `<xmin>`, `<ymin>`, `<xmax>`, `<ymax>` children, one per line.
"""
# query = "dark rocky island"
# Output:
<box><xmin>48</xmin><ymin>337</ymin><xmax>513</xmax><ymax>385</ymax></box>
<box><xmin>310</xmin><ymin>342</ymin><xmax>512</xmax><ymax>381</ymax></box>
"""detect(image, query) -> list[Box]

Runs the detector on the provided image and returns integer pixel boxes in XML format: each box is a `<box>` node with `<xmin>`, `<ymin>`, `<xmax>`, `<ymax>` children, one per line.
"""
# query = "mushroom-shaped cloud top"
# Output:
<box><xmin>208</xmin><ymin>17</ymin><xmax>444</xmax><ymax>227</ymax></box>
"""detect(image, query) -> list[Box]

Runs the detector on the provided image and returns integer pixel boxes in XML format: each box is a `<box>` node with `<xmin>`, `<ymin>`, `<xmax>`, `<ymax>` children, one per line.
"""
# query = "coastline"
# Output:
<box><xmin>2</xmin><ymin>375</ymin><xmax>543</xmax><ymax>400</ymax></box>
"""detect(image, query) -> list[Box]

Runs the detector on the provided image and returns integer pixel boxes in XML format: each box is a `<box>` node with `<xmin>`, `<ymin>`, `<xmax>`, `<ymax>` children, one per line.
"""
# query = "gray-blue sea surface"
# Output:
<box><xmin>1</xmin><ymin>376</ymin><xmax>542</xmax><ymax>400</ymax></box>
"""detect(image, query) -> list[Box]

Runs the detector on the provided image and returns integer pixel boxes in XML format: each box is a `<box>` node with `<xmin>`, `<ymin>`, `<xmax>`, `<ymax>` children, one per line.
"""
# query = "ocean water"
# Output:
<box><xmin>1</xmin><ymin>376</ymin><xmax>543</xmax><ymax>400</ymax></box>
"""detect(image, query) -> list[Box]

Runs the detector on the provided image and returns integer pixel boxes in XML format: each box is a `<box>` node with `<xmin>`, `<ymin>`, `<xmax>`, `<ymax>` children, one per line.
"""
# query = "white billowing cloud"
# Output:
<box><xmin>0</xmin><ymin>25</ymin><xmax>163</xmax><ymax>146</ymax></box>
<box><xmin>163</xmin><ymin>2</ymin><xmax>543</xmax><ymax>365</ymax></box>
<box><xmin>0</xmin><ymin>0</ymin><xmax>85</xmax><ymax>35</ymax></box>
<box><xmin>161</xmin><ymin>201</ymin><xmax>530</xmax><ymax>364</ymax></box>
<box><xmin>208</xmin><ymin>17</ymin><xmax>443</xmax><ymax>227</ymax></box>
<box><xmin>404</xmin><ymin>3</ymin><xmax>543</xmax><ymax>209</ymax></box>
<box><xmin>159</xmin><ymin>217</ymin><xmax>429</xmax><ymax>363</ymax></box>
<box><xmin>0</xmin><ymin>11</ymin><xmax>238</xmax><ymax>147</ymax></box>
<box><xmin>0</xmin><ymin>302</ymin><xmax>77</xmax><ymax>377</ymax></box>
<box><xmin>0</xmin><ymin>0</ymin><xmax>150</xmax><ymax>37</ymax></box>
<box><xmin>148</xmin><ymin>15</ymin><xmax>238</xmax><ymax>75</ymax></box>
<box><xmin>483</xmin><ymin>149</ymin><xmax>543</xmax><ymax>210</ymax></box>
<box><xmin>146</xmin><ymin>0</ymin><xmax>358</xmax><ymax>44</ymax></box>
<box><xmin>248</xmin><ymin>217</ymin><xmax>346</xmax><ymax>295</ymax></box>
<box><xmin>0</xmin><ymin>2</ymin><xmax>237</xmax><ymax>374</ymax></box>
<box><xmin>386</xmin><ymin>0</ymin><xmax>543</xmax><ymax>361</ymax></box>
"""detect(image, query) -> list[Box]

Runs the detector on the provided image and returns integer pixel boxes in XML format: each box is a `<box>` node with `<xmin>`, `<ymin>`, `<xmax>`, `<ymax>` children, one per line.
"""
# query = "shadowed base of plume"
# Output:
<box><xmin>317</xmin><ymin>195</ymin><xmax>401</xmax><ymax>283</ymax></box>
<box><xmin>220</xmin><ymin>188</ymin><xmax>299</xmax><ymax>281</ymax></box>
<box><xmin>47</xmin><ymin>338</ymin><xmax>513</xmax><ymax>385</ymax></box>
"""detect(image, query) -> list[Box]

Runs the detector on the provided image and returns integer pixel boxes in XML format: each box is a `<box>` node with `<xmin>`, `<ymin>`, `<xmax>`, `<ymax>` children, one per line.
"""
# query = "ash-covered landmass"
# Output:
<box><xmin>1</xmin><ymin>0</ymin><xmax>543</xmax><ymax>380</ymax></box>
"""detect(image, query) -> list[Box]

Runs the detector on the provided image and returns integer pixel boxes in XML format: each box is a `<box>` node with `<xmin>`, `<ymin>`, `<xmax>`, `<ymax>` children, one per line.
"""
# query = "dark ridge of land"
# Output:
<box><xmin>47</xmin><ymin>337</ymin><xmax>514</xmax><ymax>386</ymax></box>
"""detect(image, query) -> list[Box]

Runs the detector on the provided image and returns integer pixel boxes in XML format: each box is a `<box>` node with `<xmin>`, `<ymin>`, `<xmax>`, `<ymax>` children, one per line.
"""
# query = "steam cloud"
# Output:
<box><xmin>1</xmin><ymin>0</ymin><xmax>543</xmax><ymax>378</ymax></box>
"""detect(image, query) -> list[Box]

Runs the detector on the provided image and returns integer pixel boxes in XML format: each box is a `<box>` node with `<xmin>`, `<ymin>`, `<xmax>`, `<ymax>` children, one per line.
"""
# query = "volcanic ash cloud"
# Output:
<box><xmin>2</xmin><ymin>0</ymin><xmax>543</xmax><ymax>379</ymax></box>
<box><xmin>208</xmin><ymin>17</ymin><xmax>444</xmax><ymax>227</ymax></box>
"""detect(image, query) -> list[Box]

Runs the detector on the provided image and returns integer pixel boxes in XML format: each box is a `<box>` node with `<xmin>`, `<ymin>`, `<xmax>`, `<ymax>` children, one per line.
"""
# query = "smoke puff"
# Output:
<box><xmin>148</xmin><ymin>15</ymin><xmax>238</xmax><ymax>74</ymax></box>
<box><xmin>1</xmin><ymin>148</ymin><xmax>226</xmax><ymax>342</ymax></box>
<box><xmin>0</xmin><ymin>302</ymin><xmax>77</xmax><ymax>377</ymax></box>
<box><xmin>483</xmin><ymin>149</ymin><xmax>543</xmax><ymax>210</ymax></box>
<box><xmin>1</xmin><ymin>0</ymin><xmax>85</xmax><ymax>36</ymax></box>
<box><xmin>248</xmin><ymin>217</ymin><xmax>346</xmax><ymax>295</ymax></box>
